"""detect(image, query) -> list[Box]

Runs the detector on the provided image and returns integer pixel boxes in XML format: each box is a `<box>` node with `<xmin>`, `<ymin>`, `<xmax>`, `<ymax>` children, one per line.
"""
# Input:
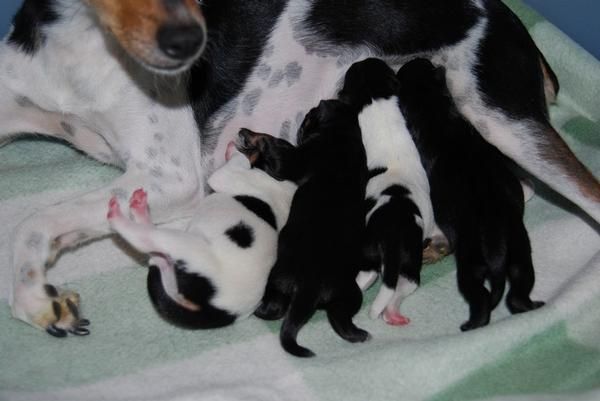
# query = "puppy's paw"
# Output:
<box><xmin>13</xmin><ymin>284</ymin><xmax>90</xmax><ymax>337</ymax></box>
<box><xmin>382</xmin><ymin>308</ymin><xmax>410</xmax><ymax>326</ymax></box>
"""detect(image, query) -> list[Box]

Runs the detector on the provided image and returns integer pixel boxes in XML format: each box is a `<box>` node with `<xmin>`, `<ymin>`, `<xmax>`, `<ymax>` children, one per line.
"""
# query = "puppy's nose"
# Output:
<box><xmin>157</xmin><ymin>24</ymin><xmax>206</xmax><ymax>60</ymax></box>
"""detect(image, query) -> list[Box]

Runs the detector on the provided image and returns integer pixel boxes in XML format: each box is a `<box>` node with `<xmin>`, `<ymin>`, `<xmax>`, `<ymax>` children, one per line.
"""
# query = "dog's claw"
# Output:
<box><xmin>69</xmin><ymin>327</ymin><xmax>90</xmax><ymax>336</ymax></box>
<box><xmin>78</xmin><ymin>318</ymin><xmax>91</xmax><ymax>327</ymax></box>
<box><xmin>46</xmin><ymin>324</ymin><xmax>68</xmax><ymax>338</ymax></box>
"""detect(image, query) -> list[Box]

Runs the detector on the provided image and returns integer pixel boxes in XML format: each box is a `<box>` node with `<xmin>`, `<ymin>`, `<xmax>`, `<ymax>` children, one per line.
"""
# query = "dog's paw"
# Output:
<box><xmin>13</xmin><ymin>284</ymin><xmax>90</xmax><ymax>337</ymax></box>
<box><xmin>382</xmin><ymin>308</ymin><xmax>410</xmax><ymax>326</ymax></box>
<box><xmin>422</xmin><ymin>234</ymin><xmax>451</xmax><ymax>264</ymax></box>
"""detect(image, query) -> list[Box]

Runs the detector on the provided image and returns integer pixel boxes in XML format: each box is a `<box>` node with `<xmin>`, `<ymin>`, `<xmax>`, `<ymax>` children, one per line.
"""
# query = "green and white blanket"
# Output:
<box><xmin>1</xmin><ymin>1</ymin><xmax>599</xmax><ymax>400</ymax></box>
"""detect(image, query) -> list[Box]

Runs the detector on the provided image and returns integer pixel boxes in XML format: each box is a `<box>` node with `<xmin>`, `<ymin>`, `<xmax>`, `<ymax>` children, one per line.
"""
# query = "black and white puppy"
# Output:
<box><xmin>396</xmin><ymin>59</ymin><xmax>545</xmax><ymax>331</ymax></box>
<box><xmin>338</xmin><ymin>58</ymin><xmax>436</xmax><ymax>326</ymax></box>
<box><xmin>249</xmin><ymin>100</ymin><xmax>370</xmax><ymax>357</ymax></box>
<box><xmin>107</xmin><ymin>139</ymin><xmax>296</xmax><ymax>329</ymax></box>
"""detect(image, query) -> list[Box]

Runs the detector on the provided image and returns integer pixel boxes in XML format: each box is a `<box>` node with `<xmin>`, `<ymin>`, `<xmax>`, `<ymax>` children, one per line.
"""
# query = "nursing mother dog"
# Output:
<box><xmin>1</xmin><ymin>0</ymin><xmax>599</xmax><ymax>336</ymax></box>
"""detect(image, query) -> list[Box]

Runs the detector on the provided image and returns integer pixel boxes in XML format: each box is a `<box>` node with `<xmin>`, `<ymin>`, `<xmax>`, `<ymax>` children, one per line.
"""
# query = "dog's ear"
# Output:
<box><xmin>250</xmin><ymin>135</ymin><xmax>299</xmax><ymax>182</ymax></box>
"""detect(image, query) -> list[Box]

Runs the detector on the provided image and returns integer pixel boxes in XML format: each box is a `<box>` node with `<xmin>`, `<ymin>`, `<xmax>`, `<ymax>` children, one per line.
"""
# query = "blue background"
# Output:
<box><xmin>0</xmin><ymin>0</ymin><xmax>599</xmax><ymax>59</ymax></box>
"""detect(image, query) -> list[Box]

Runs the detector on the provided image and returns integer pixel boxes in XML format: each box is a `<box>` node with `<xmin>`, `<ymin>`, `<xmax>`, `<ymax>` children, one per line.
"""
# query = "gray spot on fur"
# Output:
<box><xmin>148</xmin><ymin>114</ymin><xmax>159</xmax><ymax>124</ymax></box>
<box><xmin>19</xmin><ymin>266</ymin><xmax>36</xmax><ymax>284</ymax></box>
<box><xmin>150</xmin><ymin>184</ymin><xmax>164</xmax><ymax>194</ymax></box>
<box><xmin>285</xmin><ymin>62</ymin><xmax>303</xmax><ymax>86</ymax></box>
<box><xmin>242</xmin><ymin>88</ymin><xmax>262</xmax><ymax>116</ymax></box>
<box><xmin>120</xmin><ymin>151</ymin><xmax>131</xmax><ymax>164</ymax></box>
<box><xmin>256</xmin><ymin>63</ymin><xmax>272</xmax><ymax>80</ymax></box>
<box><xmin>111</xmin><ymin>187</ymin><xmax>128</xmax><ymax>200</ymax></box>
<box><xmin>15</xmin><ymin>96</ymin><xmax>35</xmax><ymax>108</ymax></box>
<box><xmin>160</xmin><ymin>147</ymin><xmax>167</xmax><ymax>155</ymax></box>
<box><xmin>268</xmin><ymin>70</ymin><xmax>285</xmax><ymax>88</ymax></box>
<box><xmin>280</xmin><ymin>120</ymin><xmax>291</xmax><ymax>140</ymax></box>
<box><xmin>135</xmin><ymin>161</ymin><xmax>147</xmax><ymax>170</ymax></box>
<box><xmin>263</xmin><ymin>45</ymin><xmax>275</xmax><ymax>58</ymax></box>
<box><xmin>61</xmin><ymin>121</ymin><xmax>75</xmax><ymax>137</ymax></box>
<box><xmin>170</xmin><ymin>156</ymin><xmax>181</xmax><ymax>167</ymax></box>
<box><xmin>146</xmin><ymin>147</ymin><xmax>158</xmax><ymax>159</ymax></box>
<box><xmin>154</xmin><ymin>133</ymin><xmax>164</xmax><ymax>142</ymax></box>
<box><xmin>150</xmin><ymin>166</ymin><xmax>163</xmax><ymax>178</ymax></box>
<box><xmin>26</xmin><ymin>232</ymin><xmax>44</xmax><ymax>250</ymax></box>
<box><xmin>176</xmin><ymin>172</ymin><xmax>184</xmax><ymax>183</ymax></box>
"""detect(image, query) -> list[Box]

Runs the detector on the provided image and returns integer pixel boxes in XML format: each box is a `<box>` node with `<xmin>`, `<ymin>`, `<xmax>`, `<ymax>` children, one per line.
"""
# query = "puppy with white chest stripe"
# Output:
<box><xmin>338</xmin><ymin>58</ymin><xmax>436</xmax><ymax>326</ymax></box>
<box><xmin>107</xmin><ymin>137</ymin><xmax>296</xmax><ymax>328</ymax></box>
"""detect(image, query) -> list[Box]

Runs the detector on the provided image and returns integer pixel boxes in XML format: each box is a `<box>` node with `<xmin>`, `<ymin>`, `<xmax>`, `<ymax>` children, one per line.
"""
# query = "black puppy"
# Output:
<box><xmin>245</xmin><ymin>100</ymin><xmax>370</xmax><ymax>357</ymax></box>
<box><xmin>396</xmin><ymin>59</ymin><xmax>544</xmax><ymax>331</ymax></box>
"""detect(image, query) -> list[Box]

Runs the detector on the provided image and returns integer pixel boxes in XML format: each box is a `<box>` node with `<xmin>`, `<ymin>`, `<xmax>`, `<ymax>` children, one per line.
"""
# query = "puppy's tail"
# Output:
<box><xmin>280</xmin><ymin>285</ymin><xmax>319</xmax><ymax>358</ymax></box>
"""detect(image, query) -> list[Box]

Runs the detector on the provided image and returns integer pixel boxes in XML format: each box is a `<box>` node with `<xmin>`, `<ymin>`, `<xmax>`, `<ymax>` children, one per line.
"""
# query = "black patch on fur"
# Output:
<box><xmin>368</xmin><ymin>167</ymin><xmax>388</xmax><ymax>179</ymax></box>
<box><xmin>365</xmin><ymin>197</ymin><xmax>377</xmax><ymax>214</ymax></box>
<box><xmin>147</xmin><ymin>262</ymin><xmax>236</xmax><ymax>329</ymax></box>
<box><xmin>233</xmin><ymin>195</ymin><xmax>277</xmax><ymax>230</ymax></box>
<box><xmin>225</xmin><ymin>221</ymin><xmax>255</xmax><ymax>248</ymax></box>
<box><xmin>305</xmin><ymin>0</ymin><xmax>480</xmax><ymax>54</ymax></box>
<box><xmin>8</xmin><ymin>0</ymin><xmax>59</xmax><ymax>54</ymax></box>
<box><xmin>44</xmin><ymin>284</ymin><xmax>58</xmax><ymax>298</ymax></box>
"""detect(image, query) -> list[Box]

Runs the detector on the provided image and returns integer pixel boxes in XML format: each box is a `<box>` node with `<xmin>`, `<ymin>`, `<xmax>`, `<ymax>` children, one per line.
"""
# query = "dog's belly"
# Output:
<box><xmin>201</xmin><ymin>5</ymin><xmax>375</xmax><ymax>172</ymax></box>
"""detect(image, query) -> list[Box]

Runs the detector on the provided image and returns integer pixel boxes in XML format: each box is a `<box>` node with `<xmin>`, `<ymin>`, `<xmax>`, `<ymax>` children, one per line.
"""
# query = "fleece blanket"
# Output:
<box><xmin>1</xmin><ymin>1</ymin><xmax>599</xmax><ymax>400</ymax></box>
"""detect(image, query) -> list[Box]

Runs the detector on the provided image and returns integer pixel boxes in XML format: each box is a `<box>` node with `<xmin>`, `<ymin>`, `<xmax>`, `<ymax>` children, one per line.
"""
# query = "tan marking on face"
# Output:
<box><xmin>85</xmin><ymin>0</ymin><xmax>205</xmax><ymax>70</ymax></box>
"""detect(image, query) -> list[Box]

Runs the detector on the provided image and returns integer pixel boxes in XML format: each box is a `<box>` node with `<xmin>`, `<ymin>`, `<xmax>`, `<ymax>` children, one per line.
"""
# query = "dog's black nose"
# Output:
<box><xmin>157</xmin><ymin>24</ymin><xmax>206</xmax><ymax>60</ymax></box>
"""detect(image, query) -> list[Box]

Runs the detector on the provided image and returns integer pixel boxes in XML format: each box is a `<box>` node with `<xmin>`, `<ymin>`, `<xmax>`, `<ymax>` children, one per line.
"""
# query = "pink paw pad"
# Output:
<box><xmin>129</xmin><ymin>189</ymin><xmax>148</xmax><ymax>211</ymax></box>
<box><xmin>107</xmin><ymin>196</ymin><xmax>121</xmax><ymax>219</ymax></box>
<box><xmin>383</xmin><ymin>309</ymin><xmax>411</xmax><ymax>326</ymax></box>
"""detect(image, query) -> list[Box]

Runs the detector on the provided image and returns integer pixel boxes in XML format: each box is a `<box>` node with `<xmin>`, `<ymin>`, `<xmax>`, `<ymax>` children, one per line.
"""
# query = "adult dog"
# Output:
<box><xmin>1</xmin><ymin>0</ymin><xmax>598</xmax><ymax>336</ymax></box>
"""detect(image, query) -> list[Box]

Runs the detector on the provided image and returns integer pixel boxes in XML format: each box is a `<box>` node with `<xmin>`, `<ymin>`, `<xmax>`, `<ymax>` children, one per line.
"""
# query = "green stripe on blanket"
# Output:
<box><xmin>1</xmin><ymin>1</ymin><xmax>599</xmax><ymax>400</ymax></box>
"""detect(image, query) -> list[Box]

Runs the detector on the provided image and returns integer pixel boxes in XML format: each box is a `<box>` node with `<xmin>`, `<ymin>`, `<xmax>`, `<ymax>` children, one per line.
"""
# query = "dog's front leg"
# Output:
<box><xmin>9</xmin><ymin>169</ymin><xmax>203</xmax><ymax>336</ymax></box>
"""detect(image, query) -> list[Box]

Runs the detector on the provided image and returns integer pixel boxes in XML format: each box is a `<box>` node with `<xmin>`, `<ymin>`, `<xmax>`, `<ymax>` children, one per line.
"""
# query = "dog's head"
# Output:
<box><xmin>395</xmin><ymin>58</ymin><xmax>448</xmax><ymax>98</ymax></box>
<box><xmin>338</xmin><ymin>58</ymin><xmax>399</xmax><ymax>109</ymax></box>
<box><xmin>234</xmin><ymin>128</ymin><xmax>300</xmax><ymax>182</ymax></box>
<box><xmin>86</xmin><ymin>0</ymin><xmax>206</xmax><ymax>74</ymax></box>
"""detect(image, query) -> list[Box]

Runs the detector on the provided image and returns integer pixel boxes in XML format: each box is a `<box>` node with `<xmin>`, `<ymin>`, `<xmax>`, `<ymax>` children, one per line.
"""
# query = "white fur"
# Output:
<box><xmin>109</xmin><ymin>152</ymin><xmax>296</xmax><ymax>318</ymax></box>
<box><xmin>359</xmin><ymin>97</ymin><xmax>435</xmax><ymax>239</ymax></box>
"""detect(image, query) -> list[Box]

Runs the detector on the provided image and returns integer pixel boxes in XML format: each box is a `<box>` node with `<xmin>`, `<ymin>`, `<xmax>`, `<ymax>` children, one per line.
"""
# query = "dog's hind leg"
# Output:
<box><xmin>327</xmin><ymin>283</ymin><xmax>370</xmax><ymax>343</ymax></box>
<box><xmin>505</xmin><ymin>221</ymin><xmax>545</xmax><ymax>314</ymax></box>
<box><xmin>10</xmin><ymin>167</ymin><xmax>202</xmax><ymax>336</ymax></box>
<box><xmin>438</xmin><ymin>15</ymin><xmax>600</xmax><ymax>224</ymax></box>
<box><xmin>455</xmin><ymin>246</ymin><xmax>492</xmax><ymax>331</ymax></box>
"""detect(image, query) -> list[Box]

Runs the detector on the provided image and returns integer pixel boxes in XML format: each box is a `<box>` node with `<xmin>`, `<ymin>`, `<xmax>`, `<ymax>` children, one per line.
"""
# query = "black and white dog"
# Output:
<box><xmin>396</xmin><ymin>58</ymin><xmax>545</xmax><ymax>331</ymax></box>
<box><xmin>338</xmin><ymin>58</ymin><xmax>436</xmax><ymax>326</ymax></box>
<box><xmin>1</xmin><ymin>0</ymin><xmax>598</xmax><ymax>336</ymax></box>
<box><xmin>250</xmin><ymin>101</ymin><xmax>369</xmax><ymax>357</ymax></box>
<box><xmin>106</xmin><ymin>138</ymin><xmax>296</xmax><ymax>331</ymax></box>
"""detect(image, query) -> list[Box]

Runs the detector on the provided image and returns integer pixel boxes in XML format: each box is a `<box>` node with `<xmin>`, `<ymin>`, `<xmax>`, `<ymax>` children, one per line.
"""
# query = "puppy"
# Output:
<box><xmin>107</xmin><ymin>141</ymin><xmax>296</xmax><ymax>328</ymax></box>
<box><xmin>338</xmin><ymin>58</ymin><xmax>436</xmax><ymax>326</ymax></box>
<box><xmin>396</xmin><ymin>59</ymin><xmax>544</xmax><ymax>331</ymax></box>
<box><xmin>246</xmin><ymin>100</ymin><xmax>370</xmax><ymax>357</ymax></box>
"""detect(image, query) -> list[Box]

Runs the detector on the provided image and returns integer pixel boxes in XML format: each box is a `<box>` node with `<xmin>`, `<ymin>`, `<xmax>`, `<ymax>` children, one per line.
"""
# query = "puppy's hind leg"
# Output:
<box><xmin>455</xmin><ymin>247</ymin><xmax>492</xmax><ymax>331</ymax></box>
<box><xmin>327</xmin><ymin>283</ymin><xmax>370</xmax><ymax>343</ymax></box>
<box><xmin>505</xmin><ymin>221</ymin><xmax>545</xmax><ymax>314</ymax></box>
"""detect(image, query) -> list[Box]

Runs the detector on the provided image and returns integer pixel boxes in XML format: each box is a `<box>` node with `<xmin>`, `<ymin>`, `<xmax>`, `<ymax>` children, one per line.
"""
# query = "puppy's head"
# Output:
<box><xmin>296</xmin><ymin>99</ymin><xmax>356</xmax><ymax>145</ymax></box>
<box><xmin>147</xmin><ymin>258</ymin><xmax>236</xmax><ymax>329</ymax></box>
<box><xmin>395</xmin><ymin>58</ymin><xmax>447</xmax><ymax>97</ymax></box>
<box><xmin>235</xmin><ymin>128</ymin><xmax>299</xmax><ymax>182</ymax></box>
<box><xmin>86</xmin><ymin>0</ymin><xmax>206</xmax><ymax>74</ymax></box>
<box><xmin>338</xmin><ymin>58</ymin><xmax>399</xmax><ymax>108</ymax></box>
